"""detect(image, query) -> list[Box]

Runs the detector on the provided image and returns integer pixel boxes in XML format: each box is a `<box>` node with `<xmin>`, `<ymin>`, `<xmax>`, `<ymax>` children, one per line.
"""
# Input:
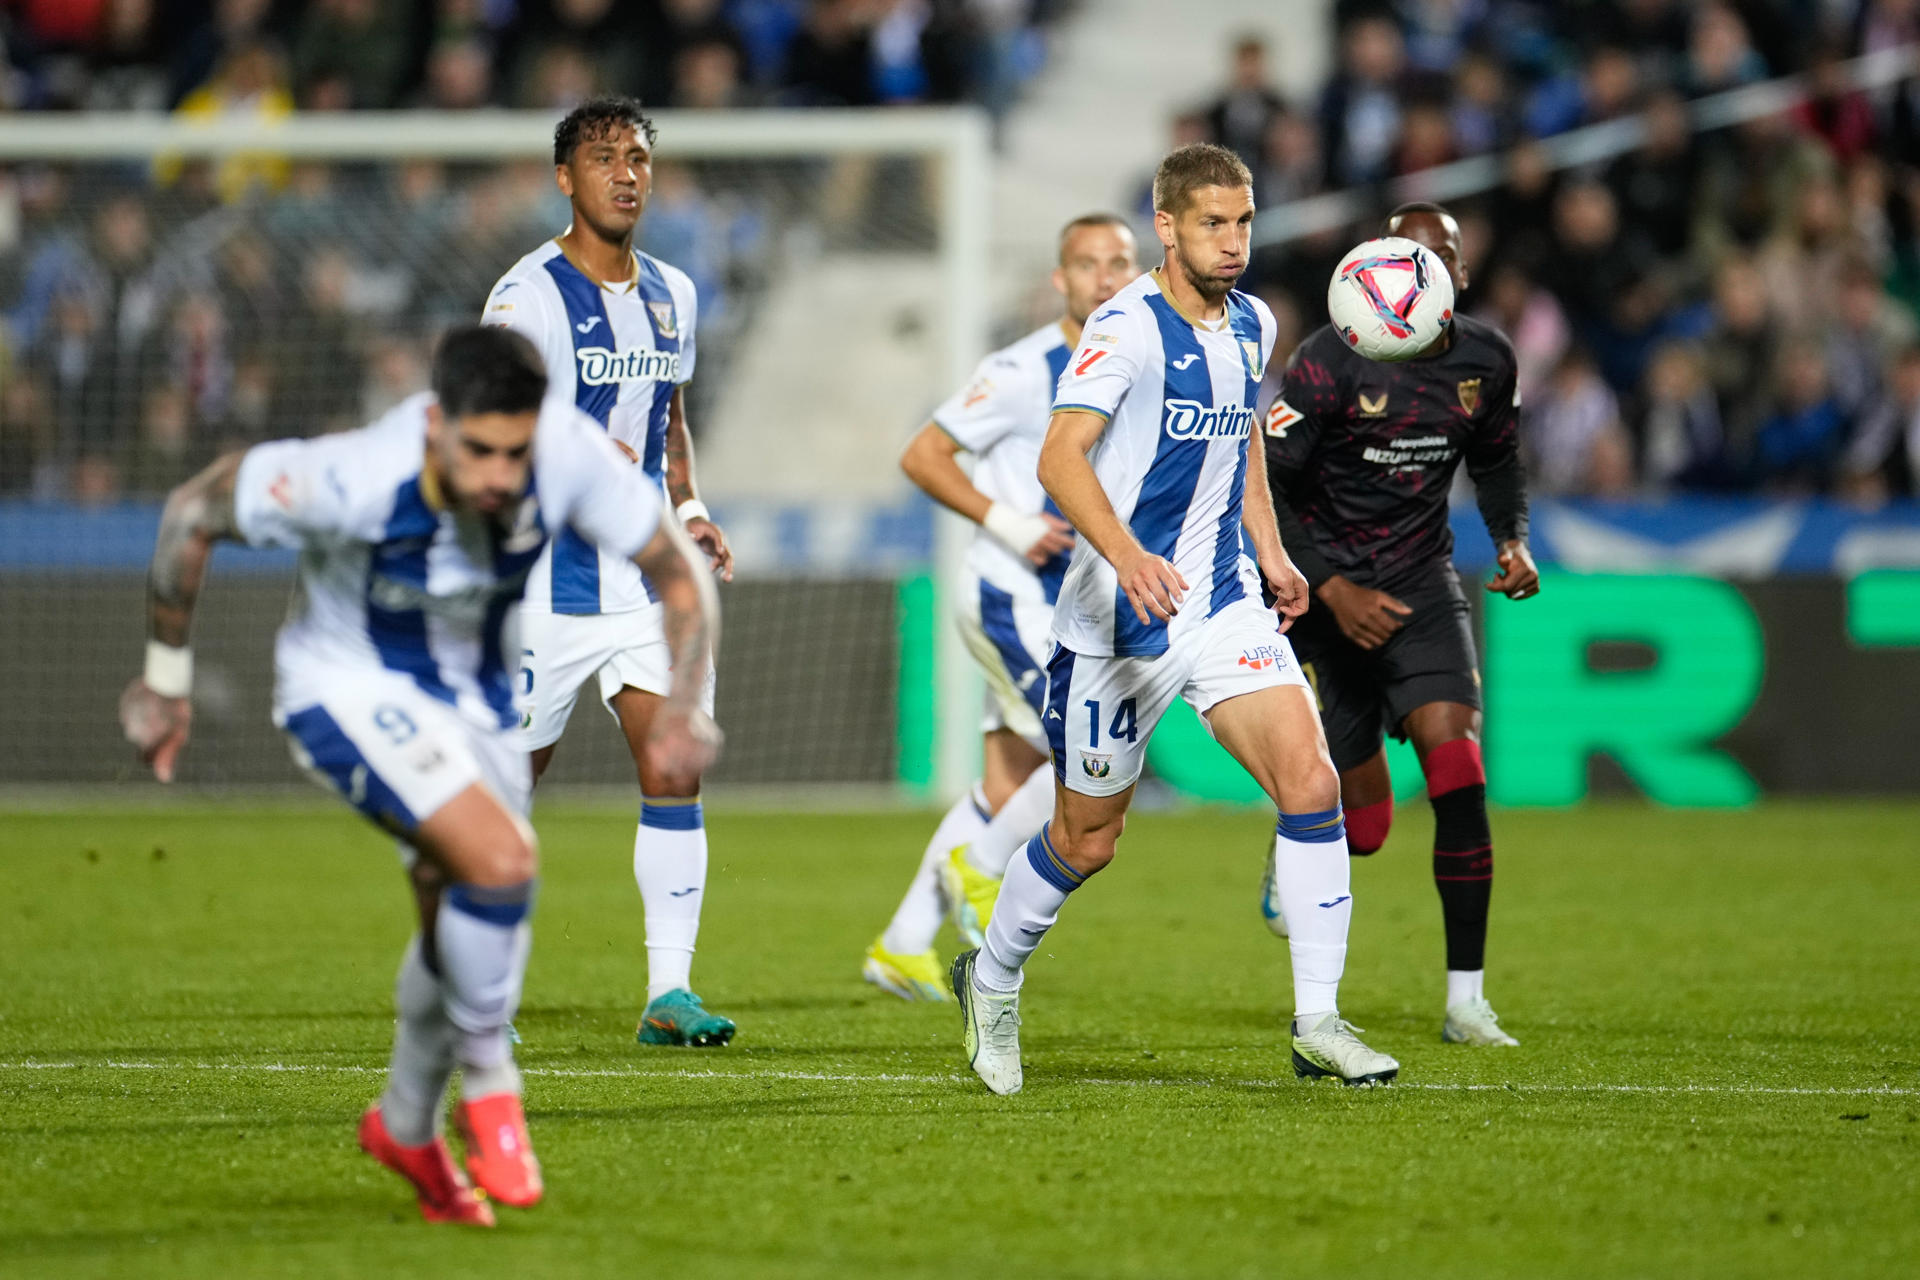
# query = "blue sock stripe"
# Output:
<box><xmin>1024</xmin><ymin>827</ymin><xmax>1086</xmax><ymax>894</ymax></box>
<box><xmin>641</xmin><ymin>797</ymin><xmax>704</xmax><ymax>831</ymax></box>
<box><xmin>446</xmin><ymin>879</ymin><xmax>535</xmax><ymax>926</ymax></box>
<box><xmin>1276</xmin><ymin>806</ymin><xmax>1347</xmax><ymax>844</ymax></box>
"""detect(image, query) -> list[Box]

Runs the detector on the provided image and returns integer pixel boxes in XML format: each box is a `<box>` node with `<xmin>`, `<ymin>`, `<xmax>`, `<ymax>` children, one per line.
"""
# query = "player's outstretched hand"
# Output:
<box><xmin>687</xmin><ymin>518</ymin><xmax>735</xmax><ymax>583</ymax></box>
<box><xmin>645</xmin><ymin>701</ymin><xmax>723</xmax><ymax>791</ymax></box>
<box><xmin>1025</xmin><ymin>513</ymin><xmax>1075</xmax><ymax>567</ymax></box>
<box><xmin>119</xmin><ymin>678</ymin><xmax>192</xmax><ymax>783</ymax></box>
<box><xmin>1486</xmin><ymin>540</ymin><xmax>1540</xmax><ymax>600</ymax></box>
<box><xmin>1318</xmin><ymin>576</ymin><xmax>1412</xmax><ymax>651</ymax></box>
<box><xmin>1116</xmin><ymin>549</ymin><xmax>1187</xmax><ymax>625</ymax></box>
<box><xmin>1260</xmin><ymin>550</ymin><xmax>1310</xmax><ymax>633</ymax></box>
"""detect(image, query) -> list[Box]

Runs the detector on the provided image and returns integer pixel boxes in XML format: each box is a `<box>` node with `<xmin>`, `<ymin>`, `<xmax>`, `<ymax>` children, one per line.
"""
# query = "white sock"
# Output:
<box><xmin>1447</xmin><ymin>969</ymin><xmax>1485</xmax><ymax>1007</ymax></box>
<box><xmin>636</xmin><ymin>797</ymin><xmax>708</xmax><ymax>1001</ymax></box>
<box><xmin>379</xmin><ymin>935</ymin><xmax>455</xmax><ymax>1145</ymax></box>
<box><xmin>880</xmin><ymin>782</ymin><xmax>991</xmax><ymax>955</ymax></box>
<box><xmin>1273</xmin><ymin>809</ymin><xmax>1352</xmax><ymax>1021</ymax></box>
<box><xmin>436</xmin><ymin>881</ymin><xmax>533</xmax><ymax>1086</ymax></box>
<box><xmin>976</xmin><ymin>825</ymin><xmax>1085</xmax><ymax>993</ymax></box>
<box><xmin>963</xmin><ymin>765</ymin><xmax>1055</xmax><ymax>878</ymax></box>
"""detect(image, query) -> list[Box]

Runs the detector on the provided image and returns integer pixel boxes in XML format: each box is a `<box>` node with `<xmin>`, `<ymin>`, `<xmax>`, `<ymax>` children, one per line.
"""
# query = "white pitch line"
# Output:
<box><xmin>1</xmin><ymin>1060</ymin><xmax>1913</xmax><ymax>1098</ymax></box>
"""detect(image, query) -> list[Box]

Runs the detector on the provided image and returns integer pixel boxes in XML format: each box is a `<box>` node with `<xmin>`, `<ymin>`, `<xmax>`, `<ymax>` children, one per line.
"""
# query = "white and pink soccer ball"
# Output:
<box><xmin>1326</xmin><ymin>236</ymin><xmax>1455</xmax><ymax>362</ymax></box>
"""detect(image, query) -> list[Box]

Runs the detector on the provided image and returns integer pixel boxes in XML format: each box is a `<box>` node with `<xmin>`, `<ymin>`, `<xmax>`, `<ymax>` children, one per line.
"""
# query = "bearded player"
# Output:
<box><xmin>863</xmin><ymin>214</ymin><xmax>1139</xmax><ymax>1001</ymax></box>
<box><xmin>1264</xmin><ymin>202</ymin><xmax>1540</xmax><ymax>1046</ymax></box>
<box><xmin>118</xmin><ymin>326</ymin><xmax>720</xmax><ymax>1223</ymax></box>
<box><xmin>482</xmin><ymin>97</ymin><xmax>738</xmax><ymax>1048</ymax></box>
<box><xmin>950</xmin><ymin>144</ymin><xmax>1399</xmax><ymax>1094</ymax></box>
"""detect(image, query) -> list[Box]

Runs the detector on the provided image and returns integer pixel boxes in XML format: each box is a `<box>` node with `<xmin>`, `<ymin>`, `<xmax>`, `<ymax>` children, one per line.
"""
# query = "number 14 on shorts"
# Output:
<box><xmin>1084</xmin><ymin>697</ymin><xmax>1137</xmax><ymax>748</ymax></box>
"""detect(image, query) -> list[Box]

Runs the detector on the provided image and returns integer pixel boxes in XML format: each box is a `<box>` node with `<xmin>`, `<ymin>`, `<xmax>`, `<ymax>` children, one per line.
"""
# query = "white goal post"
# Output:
<box><xmin>0</xmin><ymin>108</ymin><xmax>990</xmax><ymax>802</ymax></box>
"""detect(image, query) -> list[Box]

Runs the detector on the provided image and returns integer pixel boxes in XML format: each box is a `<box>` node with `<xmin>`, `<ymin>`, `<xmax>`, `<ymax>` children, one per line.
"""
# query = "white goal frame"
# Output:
<box><xmin>0</xmin><ymin>107</ymin><xmax>992</xmax><ymax>804</ymax></box>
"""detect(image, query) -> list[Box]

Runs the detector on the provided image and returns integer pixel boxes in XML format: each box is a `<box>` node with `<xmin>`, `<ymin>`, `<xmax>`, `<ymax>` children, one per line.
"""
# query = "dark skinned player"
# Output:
<box><xmin>1262</xmin><ymin>203</ymin><xmax>1540</xmax><ymax>1045</ymax></box>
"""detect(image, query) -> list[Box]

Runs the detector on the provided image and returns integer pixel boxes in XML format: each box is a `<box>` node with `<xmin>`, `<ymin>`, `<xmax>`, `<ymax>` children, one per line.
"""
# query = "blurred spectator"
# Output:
<box><xmin>170</xmin><ymin>0</ymin><xmax>272</xmax><ymax>107</ymax></box>
<box><xmin>420</xmin><ymin>36</ymin><xmax>496</xmax><ymax>110</ymax></box>
<box><xmin>0</xmin><ymin>373</ymin><xmax>51</xmax><ymax>497</ymax></box>
<box><xmin>1254</xmin><ymin>112</ymin><xmax>1323</xmax><ymax>207</ymax></box>
<box><xmin>1524</xmin><ymin>44</ymin><xmax>1639</xmax><ymax>139</ymax></box>
<box><xmin>1318</xmin><ymin>15</ymin><xmax>1406</xmax><ymax>186</ymax></box>
<box><xmin>1449</xmin><ymin>51</ymin><xmax>1512</xmax><ymax>156</ymax></box>
<box><xmin>1203</xmin><ymin>35</ymin><xmax>1289</xmax><ymax>167</ymax></box>
<box><xmin>1639</xmin><ymin>340</ymin><xmax>1730</xmax><ymax>489</ymax></box>
<box><xmin>642</xmin><ymin>0</ymin><xmax>749</xmax><ymax>102</ymax></box>
<box><xmin>1702</xmin><ymin>257</ymin><xmax>1781</xmax><ymax>456</ymax></box>
<box><xmin>1394</xmin><ymin>96</ymin><xmax>1457</xmax><ymax>173</ymax></box>
<box><xmin>673</xmin><ymin>39</ymin><xmax>749</xmax><ymax>109</ymax></box>
<box><xmin>292</xmin><ymin>0</ymin><xmax>413</xmax><ymax>110</ymax></box>
<box><xmin>1473</xmin><ymin>261</ymin><xmax>1570</xmax><ymax>408</ymax></box>
<box><xmin>85</xmin><ymin>0</ymin><xmax>172</xmax><ymax>111</ymax></box>
<box><xmin>782</xmin><ymin>0</ymin><xmax>878</xmax><ymax>107</ymax></box>
<box><xmin>1685</xmin><ymin>2</ymin><xmax>1767</xmax><ymax>95</ymax></box>
<box><xmin>1841</xmin><ymin>343</ymin><xmax>1920</xmax><ymax>501</ymax></box>
<box><xmin>1826</xmin><ymin>257</ymin><xmax>1918</xmax><ymax>416</ymax></box>
<box><xmin>1606</xmin><ymin>90</ymin><xmax>1697</xmax><ymax>260</ymax></box>
<box><xmin>1794</xmin><ymin>40</ymin><xmax>1877</xmax><ymax>163</ymax></box>
<box><xmin>508</xmin><ymin>0</ymin><xmax>643</xmax><ymax>108</ymax></box>
<box><xmin>1526</xmin><ymin>348</ymin><xmax>1635</xmax><ymax>495</ymax></box>
<box><xmin>1756</xmin><ymin>176</ymin><xmax>1856</xmax><ymax>330</ymax></box>
<box><xmin>163</xmin><ymin>40</ymin><xmax>295</xmax><ymax>202</ymax></box>
<box><xmin>1753</xmin><ymin>337</ymin><xmax>1850</xmax><ymax>491</ymax></box>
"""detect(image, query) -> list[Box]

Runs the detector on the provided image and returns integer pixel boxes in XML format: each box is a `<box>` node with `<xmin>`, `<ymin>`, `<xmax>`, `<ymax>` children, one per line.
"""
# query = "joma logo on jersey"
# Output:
<box><xmin>1163</xmin><ymin>399</ymin><xmax>1254</xmax><ymax>441</ymax></box>
<box><xmin>577</xmin><ymin>347</ymin><xmax>681</xmax><ymax>386</ymax></box>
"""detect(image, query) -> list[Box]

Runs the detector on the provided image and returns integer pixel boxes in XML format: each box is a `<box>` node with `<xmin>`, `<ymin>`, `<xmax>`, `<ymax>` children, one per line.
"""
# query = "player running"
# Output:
<box><xmin>1263</xmin><ymin>202</ymin><xmax>1539</xmax><ymax>1046</ymax></box>
<box><xmin>863</xmin><ymin>213</ymin><xmax>1139</xmax><ymax>1002</ymax></box>
<box><xmin>118</xmin><ymin>326</ymin><xmax>720</xmax><ymax>1225</ymax></box>
<box><xmin>950</xmin><ymin>144</ymin><xmax>1399</xmax><ymax>1094</ymax></box>
<box><xmin>482</xmin><ymin>97</ymin><xmax>739</xmax><ymax>1048</ymax></box>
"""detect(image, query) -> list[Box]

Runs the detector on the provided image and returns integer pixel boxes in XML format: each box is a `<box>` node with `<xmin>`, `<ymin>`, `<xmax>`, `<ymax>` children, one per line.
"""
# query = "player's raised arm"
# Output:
<box><xmin>120</xmin><ymin>450</ymin><xmax>245</xmax><ymax>781</ymax></box>
<box><xmin>1038</xmin><ymin>407</ymin><xmax>1185</xmax><ymax>624</ymax></box>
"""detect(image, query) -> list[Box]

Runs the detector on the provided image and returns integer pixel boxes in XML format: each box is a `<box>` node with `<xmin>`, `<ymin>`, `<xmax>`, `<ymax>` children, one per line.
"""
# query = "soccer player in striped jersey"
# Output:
<box><xmin>481</xmin><ymin>97</ymin><xmax>738</xmax><ymax>1048</ymax></box>
<box><xmin>863</xmin><ymin>214</ymin><xmax>1139</xmax><ymax>1002</ymax></box>
<box><xmin>118</xmin><ymin>326</ymin><xmax>720</xmax><ymax>1224</ymax></box>
<box><xmin>951</xmin><ymin>144</ymin><xmax>1398</xmax><ymax>1093</ymax></box>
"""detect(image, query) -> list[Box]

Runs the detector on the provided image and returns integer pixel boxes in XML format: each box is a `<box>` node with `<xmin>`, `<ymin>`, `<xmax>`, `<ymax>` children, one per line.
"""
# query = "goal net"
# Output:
<box><xmin>0</xmin><ymin>108</ymin><xmax>988</xmax><ymax>801</ymax></box>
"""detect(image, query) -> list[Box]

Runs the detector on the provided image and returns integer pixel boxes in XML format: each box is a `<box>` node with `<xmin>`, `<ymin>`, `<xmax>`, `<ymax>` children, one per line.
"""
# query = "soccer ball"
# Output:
<box><xmin>1326</xmin><ymin>236</ymin><xmax>1455</xmax><ymax>362</ymax></box>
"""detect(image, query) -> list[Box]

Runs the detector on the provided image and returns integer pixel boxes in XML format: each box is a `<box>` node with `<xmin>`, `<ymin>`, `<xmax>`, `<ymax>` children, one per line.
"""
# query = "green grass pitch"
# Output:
<box><xmin>3</xmin><ymin>800</ymin><xmax>1916</xmax><ymax>1278</ymax></box>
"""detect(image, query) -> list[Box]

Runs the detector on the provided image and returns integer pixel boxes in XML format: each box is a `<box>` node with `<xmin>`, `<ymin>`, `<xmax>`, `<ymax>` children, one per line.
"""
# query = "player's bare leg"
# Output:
<box><xmin>362</xmin><ymin>782</ymin><xmax>543</xmax><ymax>1222</ymax></box>
<box><xmin>1208</xmin><ymin>685</ymin><xmax>1398</xmax><ymax>1085</ymax></box>
<box><xmin>1403</xmin><ymin>701</ymin><xmax>1515</xmax><ymax>1046</ymax></box>
<box><xmin>611</xmin><ymin>683</ymin><xmax>736</xmax><ymax>1046</ymax></box>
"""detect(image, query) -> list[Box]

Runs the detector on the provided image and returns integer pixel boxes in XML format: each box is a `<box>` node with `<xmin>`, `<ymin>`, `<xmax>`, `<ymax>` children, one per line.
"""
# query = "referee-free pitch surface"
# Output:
<box><xmin>3</xmin><ymin>802</ymin><xmax>1915</xmax><ymax>1278</ymax></box>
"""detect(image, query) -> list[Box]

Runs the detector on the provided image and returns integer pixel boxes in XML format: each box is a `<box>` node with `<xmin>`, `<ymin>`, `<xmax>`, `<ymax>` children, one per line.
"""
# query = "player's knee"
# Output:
<box><xmin>465</xmin><ymin>823</ymin><xmax>539</xmax><ymax>888</ymax></box>
<box><xmin>1276</xmin><ymin>757</ymin><xmax>1341</xmax><ymax>816</ymax></box>
<box><xmin>1053</xmin><ymin>811</ymin><xmax>1123</xmax><ymax>875</ymax></box>
<box><xmin>1345</xmin><ymin>797</ymin><xmax>1394</xmax><ymax>856</ymax></box>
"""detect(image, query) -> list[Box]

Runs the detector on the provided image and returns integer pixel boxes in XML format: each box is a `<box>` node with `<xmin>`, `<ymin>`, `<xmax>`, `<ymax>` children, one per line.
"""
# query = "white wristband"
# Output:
<box><xmin>982</xmin><ymin>502</ymin><xmax>1053</xmax><ymax>559</ymax></box>
<box><xmin>675</xmin><ymin>499</ymin><xmax>711</xmax><ymax>525</ymax></box>
<box><xmin>144</xmin><ymin>641</ymin><xmax>194</xmax><ymax>699</ymax></box>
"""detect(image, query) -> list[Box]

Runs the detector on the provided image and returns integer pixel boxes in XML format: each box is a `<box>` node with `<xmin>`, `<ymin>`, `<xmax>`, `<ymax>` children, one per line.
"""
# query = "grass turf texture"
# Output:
<box><xmin>2</xmin><ymin>802</ymin><xmax>1916</xmax><ymax>1279</ymax></box>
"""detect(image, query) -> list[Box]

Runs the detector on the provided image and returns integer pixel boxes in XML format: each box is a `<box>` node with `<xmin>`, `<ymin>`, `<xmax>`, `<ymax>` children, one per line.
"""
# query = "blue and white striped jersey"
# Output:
<box><xmin>1048</xmin><ymin>270</ymin><xmax>1276</xmax><ymax>658</ymax></box>
<box><xmin>233</xmin><ymin>393</ymin><xmax>662</xmax><ymax>732</ymax></box>
<box><xmin>482</xmin><ymin>240</ymin><xmax>697</xmax><ymax>616</ymax></box>
<box><xmin>929</xmin><ymin>320</ymin><xmax>1075</xmax><ymax>606</ymax></box>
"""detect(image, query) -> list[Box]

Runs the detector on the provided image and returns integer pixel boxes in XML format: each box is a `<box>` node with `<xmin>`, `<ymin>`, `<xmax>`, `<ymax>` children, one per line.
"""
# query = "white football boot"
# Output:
<box><xmin>951</xmin><ymin>949</ymin><xmax>1023</xmax><ymax>1095</ymax></box>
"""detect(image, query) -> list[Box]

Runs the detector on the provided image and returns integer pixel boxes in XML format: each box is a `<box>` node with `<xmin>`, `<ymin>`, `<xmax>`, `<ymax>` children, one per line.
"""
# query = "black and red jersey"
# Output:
<box><xmin>1265</xmin><ymin>314</ymin><xmax>1529</xmax><ymax>595</ymax></box>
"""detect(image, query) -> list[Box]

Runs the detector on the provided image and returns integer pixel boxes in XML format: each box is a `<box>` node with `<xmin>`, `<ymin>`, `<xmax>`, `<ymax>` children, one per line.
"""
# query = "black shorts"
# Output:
<box><xmin>1287</xmin><ymin>568</ymin><xmax>1482</xmax><ymax>773</ymax></box>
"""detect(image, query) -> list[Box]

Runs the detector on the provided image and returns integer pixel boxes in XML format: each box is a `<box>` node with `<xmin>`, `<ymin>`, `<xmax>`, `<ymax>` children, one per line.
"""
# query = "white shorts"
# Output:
<box><xmin>278</xmin><ymin>673</ymin><xmax>532</xmax><ymax>835</ymax></box>
<box><xmin>1045</xmin><ymin>597</ymin><xmax>1309</xmax><ymax>797</ymax></box>
<box><xmin>515</xmin><ymin>607</ymin><xmax>717</xmax><ymax>751</ymax></box>
<box><xmin>955</xmin><ymin>572</ymin><xmax>1055</xmax><ymax>752</ymax></box>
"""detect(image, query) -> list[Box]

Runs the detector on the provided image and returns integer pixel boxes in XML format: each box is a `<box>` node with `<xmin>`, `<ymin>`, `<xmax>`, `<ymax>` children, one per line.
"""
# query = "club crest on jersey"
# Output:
<box><xmin>1163</xmin><ymin>399</ymin><xmax>1255</xmax><ymax>441</ymax></box>
<box><xmin>577</xmin><ymin>346</ymin><xmax>681</xmax><ymax>386</ymax></box>
<box><xmin>1456</xmin><ymin>378</ymin><xmax>1482</xmax><ymax>413</ymax></box>
<box><xmin>647</xmin><ymin>301</ymin><xmax>678</xmax><ymax>338</ymax></box>
<box><xmin>1239</xmin><ymin>338</ymin><xmax>1264</xmax><ymax>381</ymax></box>
<box><xmin>1080</xmin><ymin>751</ymin><xmax>1113</xmax><ymax>779</ymax></box>
<box><xmin>1265</xmin><ymin>399</ymin><xmax>1303</xmax><ymax>438</ymax></box>
<box><xmin>1358</xmin><ymin>390</ymin><xmax>1388</xmax><ymax>418</ymax></box>
<box><xmin>502</xmin><ymin>496</ymin><xmax>544</xmax><ymax>553</ymax></box>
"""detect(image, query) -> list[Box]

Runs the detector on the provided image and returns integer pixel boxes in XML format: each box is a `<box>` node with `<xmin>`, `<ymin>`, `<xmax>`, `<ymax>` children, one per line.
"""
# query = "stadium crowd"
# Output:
<box><xmin>0</xmin><ymin>0</ymin><xmax>1060</xmax><ymax>501</ymax></box>
<box><xmin>1184</xmin><ymin>1</ymin><xmax>1920</xmax><ymax>502</ymax></box>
